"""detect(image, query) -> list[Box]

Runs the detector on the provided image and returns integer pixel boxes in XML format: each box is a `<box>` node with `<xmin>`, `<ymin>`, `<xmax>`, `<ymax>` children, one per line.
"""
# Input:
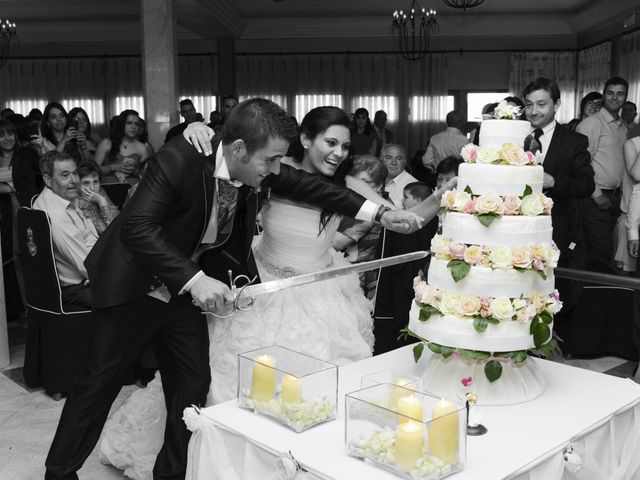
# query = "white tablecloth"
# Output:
<box><xmin>185</xmin><ymin>346</ymin><xmax>640</xmax><ymax>480</ymax></box>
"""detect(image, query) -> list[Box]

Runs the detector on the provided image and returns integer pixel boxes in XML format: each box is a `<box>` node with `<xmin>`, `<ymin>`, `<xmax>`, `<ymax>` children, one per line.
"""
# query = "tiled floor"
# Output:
<box><xmin>1</xmin><ymin>318</ymin><xmax>638</xmax><ymax>480</ymax></box>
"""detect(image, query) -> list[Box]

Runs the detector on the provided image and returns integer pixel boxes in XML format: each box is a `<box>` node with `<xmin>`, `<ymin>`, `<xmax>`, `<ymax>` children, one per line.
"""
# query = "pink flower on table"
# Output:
<box><xmin>503</xmin><ymin>195</ymin><xmax>522</xmax><ymax>215</ymax></box>
<box><xmin>461</xmin><ymin>376</ymin><xmax>473</xmax><ymax>387</ymax></box>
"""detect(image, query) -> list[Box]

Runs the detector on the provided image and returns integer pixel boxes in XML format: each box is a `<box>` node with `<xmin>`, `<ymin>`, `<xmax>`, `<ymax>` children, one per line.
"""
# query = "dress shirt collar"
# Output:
<box><xmin>42</xmin><ymin>185</ymin><xmax>76</xmax><ymax>211</ymax></box>
<box><xmin>599</xmin><ymin>108</ymin><xmax>624</xmax><ymax>127</ymax></box>
<box><xmin>214</xmin><ymin>142</ymin><xmax>243</xmax><ymax>187</ymax></box>
<box><xmin>540</xmin><ymin>120</ymin><xmax>556</xmax><ymax>137</ymax></box>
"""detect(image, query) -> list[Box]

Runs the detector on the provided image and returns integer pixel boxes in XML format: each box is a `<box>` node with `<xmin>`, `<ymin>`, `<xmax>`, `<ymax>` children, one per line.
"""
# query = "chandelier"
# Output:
<box><xmin>441</xmin><ymin>0</ymin><xmax>485</xmax><ymax>10</ymax></box>
<box><xmin>391</xmin><ymin>0</ymin><xmax>439</xmax><ymax>61</ymax></box>
<box><xmin>0</xmin><ymin>18</ymin><xmax>17</xmax><ymax>68</ymax></box>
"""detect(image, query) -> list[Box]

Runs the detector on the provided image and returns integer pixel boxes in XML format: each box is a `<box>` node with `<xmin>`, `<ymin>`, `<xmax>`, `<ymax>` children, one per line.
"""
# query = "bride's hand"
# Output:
<box><xmin>189</xmin><ymin>275</ymin><xmax>234</xmax><ymax>312</ymax></box>
<box><xmin>380</xmin><ymin>209</ymin><xmax>424</xmax><ymax>234</ymax></box>
<box><xmin>183</xmin><ymin>122</ymin><xmax>214</xmax><ymax>156</ymax></box>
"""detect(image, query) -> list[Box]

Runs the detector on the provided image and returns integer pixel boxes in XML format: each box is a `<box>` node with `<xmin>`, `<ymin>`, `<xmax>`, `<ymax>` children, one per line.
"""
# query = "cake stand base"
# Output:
<box><xmin>419</xmin><ymin>354</ymin><xmax>546</xmax><ymax>406</ymax></box>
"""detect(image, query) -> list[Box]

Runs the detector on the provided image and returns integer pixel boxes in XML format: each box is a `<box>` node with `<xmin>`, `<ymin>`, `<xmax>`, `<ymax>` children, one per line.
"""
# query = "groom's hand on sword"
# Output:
<box><xmin>190</xmin><ymin>275</ymin><xmax>235</xmax><ymax>312</ymax></box>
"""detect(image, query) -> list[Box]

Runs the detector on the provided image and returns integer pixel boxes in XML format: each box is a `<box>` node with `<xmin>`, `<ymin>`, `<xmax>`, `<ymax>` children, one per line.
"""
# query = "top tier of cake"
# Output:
<box><xmin>479</xmin><ymin>119</ymin><xmax>531</xmax><ymax>149</ymax></box>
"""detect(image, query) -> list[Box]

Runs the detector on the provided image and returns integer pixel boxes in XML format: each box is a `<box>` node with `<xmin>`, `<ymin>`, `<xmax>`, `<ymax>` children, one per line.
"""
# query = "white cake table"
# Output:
<box><xmin>185</xmin><ymin>346</ymin><xmax>640</xmax><ymax>480</ymax></box>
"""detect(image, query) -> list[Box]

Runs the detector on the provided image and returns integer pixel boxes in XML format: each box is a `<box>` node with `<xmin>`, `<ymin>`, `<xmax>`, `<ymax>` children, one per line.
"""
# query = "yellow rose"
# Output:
<box><xmin>520</xmin><ymin>194</ymin><xmax>545</xmax><ymax>216</ymax></box>
<box><xmin>475</xmin><ymin>192</ymin><xmax>505</xmax><ymax>215</ymax></box>
<box><xmin>511</xmin><ymin>245</ymin><xmax>533</xmax><ymax>269</ymax></box>
<box><xmin>489</xmin><ymin>297</ymin><xmax>515</xmax><ymax>321</ymax></box>
<box><xmin>463</xmin><ymin>245</ymin><xmax>483</xmax><ymax>265</ymax></box>
<box><xmin>440</xmin><ymin>293</ymin><xmax>460</xmax><ymax>315</ymax></box>
<box><xmin>476</xmin><ymin>146</ymin><xmax>501</xmax><ymax>164</ymax></box>
<box><xmin>489</xmin><ymin>246</ymin><xmax>512</xmax><ymax>268</ymax></box>
<box><xmin>441</xmin><ymin>190</ymin><xmax>456</xmax><ymax>209</ymax></box>
<box><xmin>500</xmin><ymin>143</ymin><xmax>528</xmax><ymax>166</ymax></box>
<box><xmin>456</xmin><ymin>295</ymin><xmax>481</xmax><ymax>316</ymax></box>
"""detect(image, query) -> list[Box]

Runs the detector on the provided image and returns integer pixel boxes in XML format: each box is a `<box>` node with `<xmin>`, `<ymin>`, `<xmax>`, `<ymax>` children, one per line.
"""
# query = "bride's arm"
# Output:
<box><xmin>345</xmin><ymin>175</ymin><xmax>396</xmax><ymax>209</ymax></box>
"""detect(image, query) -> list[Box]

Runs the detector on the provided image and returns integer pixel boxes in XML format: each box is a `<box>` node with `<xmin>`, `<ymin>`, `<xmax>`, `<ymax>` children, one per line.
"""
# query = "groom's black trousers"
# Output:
<box><xmin>45</xmin><ymin>294</ymin><xmax>210</xmax><ymax>480</ymax></box>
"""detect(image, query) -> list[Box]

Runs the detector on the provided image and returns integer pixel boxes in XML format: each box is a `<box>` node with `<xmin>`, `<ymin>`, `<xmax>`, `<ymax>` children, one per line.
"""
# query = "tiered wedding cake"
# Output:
<box><xmin>409</xmin><ymin>109</ymin><xmax>562</xmax><ymax>405</ymax></box>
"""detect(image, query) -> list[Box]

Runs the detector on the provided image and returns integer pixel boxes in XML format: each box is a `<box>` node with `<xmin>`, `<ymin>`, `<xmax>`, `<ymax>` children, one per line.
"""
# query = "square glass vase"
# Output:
<box><xmin>237</xmin><ymin>345</ymin><xmax>338</xmax><ymax>432</ymax></box>
<box><xmin>345</xmin><ymin>384</ymin><xmax>466</xmax><ymax>479</ymax></box>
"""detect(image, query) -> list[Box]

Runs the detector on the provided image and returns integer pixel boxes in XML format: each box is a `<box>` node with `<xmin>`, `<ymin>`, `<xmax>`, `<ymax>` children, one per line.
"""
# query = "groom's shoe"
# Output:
<box><xmin>44</xmin><ymin>471</ymin><xmax>79</xmax><ymax>480</ymax></box>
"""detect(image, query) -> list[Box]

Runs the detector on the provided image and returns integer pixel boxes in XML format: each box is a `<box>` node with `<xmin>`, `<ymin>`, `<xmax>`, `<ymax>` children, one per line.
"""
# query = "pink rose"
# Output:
<box><xmin>525</xmin><ymin>151</ymin><xmax>539</xmax><ymax>165</ymax></box>
<box><xmin>461</xmin><ymin>144</ymin><xmax>478</xmax><ymax>163</ymax></box>
<box><xmin>532</xmin><ymin>258</ymin><xmax>545</xmax><ymax>270</ymax></box>
<box><xmin>448</xmin><ymin>243</ymin><xmax>466</xmax><ymax>260</ymax></box>
<box><xmin>461</xmin><ymin>376</ymin><xmax>473</xmax><ymax>387</ymax></box>
<box><xmin>503</xmin><ymin>195</ymin><xmax>521</xmax><ymax>215</ymax></box>
<box><xmin>464</xmin><ymin>200</ymin><xmax>477</xmax><ymax>214</ymax></box>
<box><xmin>480</xmin><ymin>305</ymin><xmax>492</xmax><ymax>318</ymax></box>
<box><xmin>542</xmin><ymin>194</ymin><xmax>554</xmax><ymax>214</ymax></box>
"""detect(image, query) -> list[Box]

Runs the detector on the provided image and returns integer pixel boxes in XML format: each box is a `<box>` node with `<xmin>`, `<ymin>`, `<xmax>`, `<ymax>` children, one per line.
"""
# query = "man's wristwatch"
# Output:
<box><xmin>374</xmin><ymin>205</ymin><xmax>392</xmax><ymax>223</ymax></box>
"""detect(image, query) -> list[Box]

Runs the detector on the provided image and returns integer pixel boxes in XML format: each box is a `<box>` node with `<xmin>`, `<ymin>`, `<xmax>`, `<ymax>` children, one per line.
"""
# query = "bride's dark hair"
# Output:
<box><xmin>291</xmin><ymin>106</ymin><xmax>352</xmax><ymax>232</ymax></box>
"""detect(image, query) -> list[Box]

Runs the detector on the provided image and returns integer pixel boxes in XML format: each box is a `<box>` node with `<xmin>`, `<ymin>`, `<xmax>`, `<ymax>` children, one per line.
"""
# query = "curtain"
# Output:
<box><xmin>576</xmin><ymin>42</ymin><xmax>612</xmax><ymax>108</ymax></box>
<box><xmin>618</xmin><ymin>30</ymin><xmax>640</xmax><ymax>107</ymax></box>
<box><xmin>509</xmin><ymin>52</ymin><xmax>577</xmax><ymax>123</ymax></box>
<box><xmin>236</xmin><ymin>53</ymin><xmax>448</xmax><ymax>156</ymax></box>
<box><xmin>0</xmin><ymin>55</ymin><xmax>218</xmax><ymax>126</ymax></box>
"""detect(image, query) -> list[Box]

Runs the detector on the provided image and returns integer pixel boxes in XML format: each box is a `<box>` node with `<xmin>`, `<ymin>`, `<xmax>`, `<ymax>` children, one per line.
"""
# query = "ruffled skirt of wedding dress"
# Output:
<box><xmin>98</xmin><ymin>252</ymin><xmax>373</xmax><ymax>480</ymax></box>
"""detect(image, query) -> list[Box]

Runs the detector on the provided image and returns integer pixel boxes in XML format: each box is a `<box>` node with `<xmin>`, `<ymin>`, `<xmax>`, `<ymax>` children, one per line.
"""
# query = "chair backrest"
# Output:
<box><xmin>101</xmin><ymin>182</ymin><xmax>131</xmax><ymax>210</ymax></box>
<box><xmin>17</xmin><ymin>207</ymin><xmax>86</xmax><ymax>315</ymax></box>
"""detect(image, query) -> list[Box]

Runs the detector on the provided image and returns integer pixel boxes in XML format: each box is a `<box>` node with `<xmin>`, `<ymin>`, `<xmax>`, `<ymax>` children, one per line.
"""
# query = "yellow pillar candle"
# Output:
<box><xmin>250</xmin><ymin>354</ymin><xmax>276</xmax><ymax>401</ymax></box>
<box><xmin>389</xmin><ymin>378</ymin><xmax>415</xmax><ymax>409</ymax></box>
<box><xmin>281</xmin><ymin>374</ymin><xmax>302</xmax><ymax>404</ymax></box>
<box><xmin>428</xmin><ymin>398</ymin><xmax>459</xmax><ymax>465</ymax></box>
<box><xmin>397</xmin><ymin>393</ymin><xmax>423</xmax><ymax>423</ymax></box>
<box><xmin>395</xmin><ymin>420</ymin><xmax>424</xmax><ymax>470</ymax></box>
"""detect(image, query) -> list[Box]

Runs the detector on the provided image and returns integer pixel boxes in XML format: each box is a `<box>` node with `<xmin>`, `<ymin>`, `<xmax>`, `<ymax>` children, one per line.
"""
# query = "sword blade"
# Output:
<box><xmin>241</xmin><ymin>250</ymin><xmax>430</xmax><ymax>298</ymax></box>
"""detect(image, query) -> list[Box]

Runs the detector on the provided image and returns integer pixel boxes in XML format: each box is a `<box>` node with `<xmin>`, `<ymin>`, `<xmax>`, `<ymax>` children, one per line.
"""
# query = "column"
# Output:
<box><xmin>140</xmin><ymin>0</ymin><xmax>178</xmax><ymax>150</ymax></box>
<box><xmin>217</xmin><ymin>39</ymin><xmax>236</xmax><ymax>101</ymax></box>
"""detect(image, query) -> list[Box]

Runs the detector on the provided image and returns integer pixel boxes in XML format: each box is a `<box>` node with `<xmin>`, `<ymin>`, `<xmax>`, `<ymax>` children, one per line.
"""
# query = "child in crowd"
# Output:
<box><xmin>435</xmin><ymin>155</ymin><xmax>463</xmax><ymax>189</ymax></box>
<box><xmin>77</xmin><ymin>161</ymin><xmax>120</xmax><ymax>235</ymax></box>
<box><xmin>402</xmin><ymin>181</ymin><xmax>432</xmax><ymax>209</ymax></box>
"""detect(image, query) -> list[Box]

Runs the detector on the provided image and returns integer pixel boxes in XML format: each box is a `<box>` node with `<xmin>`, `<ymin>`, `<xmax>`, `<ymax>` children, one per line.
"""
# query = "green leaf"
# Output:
<box><xmin>413</xmin><ymin>342</ymin><xmax>424</xmax><ymax>362</ymax></box>
<box><xmin>477</xmin><ymin>213</ymin><xmax>498</xmax><ymax>228</ymax></box>
<box><xmin>447</xmin><ymin>259</ymin><xmax>471</xmax><ymax>283</ymax></box>
<box><xmin>539</xmin><ymin>310</ymin><xmax>553</xmax><ymax>324</ymax></box>
<box><xmin>530</xmin><ymin>316</ymin><xmax>541</xmax><ymax>334</ymax></box>
<box><xmin>419</xmin><ymin>305</ymin><xmax>440</xmax><ymax>322</ymax></box>
<box><xmin>473</xmin><ymin>317</ymin><xmax>488</xmax><ymax>333</ymax></box>
<box><xmin>529</xmin><ymin>337</ymin><xmax>558</xmax><ymax>358</ymax></box>
<box><xmin>464</xmin><ymin>185</ymin><xmax>473</xmax><ymax>195</ymax></box>
<box><xmin>532</xmin><ymin>323</ymin><xmax>551</xmax><ymax>348</ymax></box>
<box><xmin>484</xmin><ymin>360</ymin><xmax>503</xmax><ymax>382</ymax></box>
<box><xmin>484</xmin><ymin>316</ymin><xmax>500</xmax><ymax>325</ymax></box>
<box><xmin>440</xmin><ymin>346</ymin><xmax>455</xmax><ymax>359</ymax></box>
<box><xmin>514</xmin><ymin>267</ymin><xmax>526</xmax><ymax>274</ymax></box>
<box><xmin>493</xmin><ymin>352</ymin><xmax>513</xmax><ymax>358</ymax></box>
<box><xmin>512</xmin><ymin>350</ymin><xmax>528</xmax><ymax>364</ymax></box>
<box><xmin>428</xmin><ymin>342</ymin><xmax>443</xmax><ymax>354</ymax></box>
<box><xmin>522</xmin><ymin>184</ymin><xmax>533</xmax><ymax>197</ymax></box>
<box><xmin>534</xmin><ymin>269</ymin><xmax>547</xmax><ymax>280</ymax></box>
<box><xmin>457</xmin><ymin>348</ymin><xmax>491</xmax><ymax>361</ymax></box>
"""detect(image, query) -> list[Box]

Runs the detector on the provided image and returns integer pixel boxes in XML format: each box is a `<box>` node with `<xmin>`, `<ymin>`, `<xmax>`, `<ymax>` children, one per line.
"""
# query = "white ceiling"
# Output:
<box><xmin>2</xmin><ymin>0</ymin><xmax>639</xmax><ymax>54</ymax></box>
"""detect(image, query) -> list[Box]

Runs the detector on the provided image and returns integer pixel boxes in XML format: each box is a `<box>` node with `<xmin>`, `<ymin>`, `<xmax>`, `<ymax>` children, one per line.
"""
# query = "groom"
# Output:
<box><xmin>44</xmin><ymin>98</ymin><xmax>421</xmax><ymax>480</ymax></box>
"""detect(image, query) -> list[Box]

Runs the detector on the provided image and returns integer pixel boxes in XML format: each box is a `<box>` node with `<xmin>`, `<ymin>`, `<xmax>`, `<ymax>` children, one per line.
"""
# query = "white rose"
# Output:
<box><xmin>476</xmin><ymin>146</ymin><xmax>501</xmax><ymax>164</ymax></box>
<box><xmin>512</xmin><ymin>245</ymin><xmax>533</xmax><ymax>269</ymax></box>
<box><xmin>440</xmin><ymin>293</ymin><xmax>460</xmax><ymax>315</ymax></box>
<box><xmin>430</xmin><ymin>235</ymin><xmax>451</xmax><ymax>258</ymax></box>
<box><xmin>475</xmin><ymin>192</ymin><xmax>505</xmax><ymax>215</ymax></box>
<box><xmin>520</xmin><ymin>194</ymin><xmax>545</xmax><ymax>216</ymax></box>
<box><xmin>453</xmin><ymin>191</ymin><xmax>472</xmax><ymax>211</ymax></box>
<box><xmin>490</xmin><ymin>246</ymin><xmax>512</xmax><ymax>269</ymax></box>
<box><xmin>490</xmin><ymin>297</ymin><xmax>515</xmax><ymax>321</ymax></box>
<box><xmin>456</xmin><ymin>295</ymin><xmax>481</xmax><ymax>316</ymax></box>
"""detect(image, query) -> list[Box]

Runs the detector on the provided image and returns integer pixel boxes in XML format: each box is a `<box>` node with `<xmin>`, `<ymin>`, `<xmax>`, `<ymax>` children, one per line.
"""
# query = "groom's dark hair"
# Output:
<box><xmin>522</xmin><ymin>77</ymin><xmax>561</xmax><ymax>103</ymax></box>
<box><xmin>222</xmin><ymin>98</ymin><xmax>298</xmax><ymax>154</ymax></box>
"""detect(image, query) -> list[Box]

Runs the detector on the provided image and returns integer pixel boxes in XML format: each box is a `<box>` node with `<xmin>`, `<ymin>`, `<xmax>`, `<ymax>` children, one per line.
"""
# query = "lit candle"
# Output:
<box><xmin>395</xmin><ymin>420</ymin><xmax>424</xmax><ymax>470</ymax></box>
<box><xmin>397</xmin><ymin>393</ymin><xmax>423</xmax><ymax>423</ymax></box>
<box><xmin>250</xmin><ymin>354</ymin><xmax>276</xmax><ymax>401</ymax></box>
<box><xmin>428</xmin><ymin>398</ymin><xmax>459</xmax><ymax>465</ymax></box>
<box><xmin>389</xmin><ymin>378</ymin><xmax>416</xmax><ymax>409</ymax></box>
<box><xmin>281</xmin><ymin>374</ymin><xmax>302</xmax><ymax>404</ymax></box>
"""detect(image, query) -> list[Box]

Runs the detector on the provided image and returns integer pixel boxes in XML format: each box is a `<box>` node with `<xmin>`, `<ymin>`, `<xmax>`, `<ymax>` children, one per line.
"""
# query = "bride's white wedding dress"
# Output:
<box><xmin>98</xmin><ymin>195</ymin><xmax>375</xmax><ymax>480</ymax></box>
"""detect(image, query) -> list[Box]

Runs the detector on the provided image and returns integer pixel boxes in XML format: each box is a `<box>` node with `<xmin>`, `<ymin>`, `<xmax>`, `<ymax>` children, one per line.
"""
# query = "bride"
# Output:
<box><xmin>98</xmin><ymin>106</ymin><xmax>445</xmax><ymax>479</ymax></box>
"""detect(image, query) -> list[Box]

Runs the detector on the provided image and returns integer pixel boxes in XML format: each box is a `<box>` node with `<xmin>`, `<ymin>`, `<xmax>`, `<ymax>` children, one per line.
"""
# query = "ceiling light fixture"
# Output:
<box><xmin>441</xmin><ymin>0</ymin><xmax>485</xmax><ymax>10</ymax></box>
<box><xmin>391</xmin><ymin>0</ymin><xmax>439</xmax><ymax>61</ymax></box>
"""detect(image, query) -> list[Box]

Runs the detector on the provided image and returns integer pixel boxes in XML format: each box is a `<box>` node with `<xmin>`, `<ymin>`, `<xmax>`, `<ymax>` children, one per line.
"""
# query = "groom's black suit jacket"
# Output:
<box><xmin>86</xmin><ymin>136</ymin><xmax>368</xmax><ymax>309</ymax></box>
<box><xmin>542</xmin><ymin>123</ymin><xmax>594</xmax><ymax>256</ymax></box>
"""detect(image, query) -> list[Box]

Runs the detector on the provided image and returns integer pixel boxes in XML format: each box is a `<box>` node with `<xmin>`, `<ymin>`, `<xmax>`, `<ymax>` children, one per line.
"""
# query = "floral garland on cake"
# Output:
<box><xmin>430</xmin><ymin>234</ymin><xmax>559</xmax><ymax>282</ymax></box>
<box><xmin>461</xmin><ymin>143</ymin><xmax>540</xmax><ymax>166</ymax></box>
<box><xmin>409</xmin><ymin>276</ymin><xmax>562</xmax><ymax>381</ymax></box>
<box><xmin>493</xmin><ymin>100</ymin><xmax>522</xmax><ymax>120</ymax></box>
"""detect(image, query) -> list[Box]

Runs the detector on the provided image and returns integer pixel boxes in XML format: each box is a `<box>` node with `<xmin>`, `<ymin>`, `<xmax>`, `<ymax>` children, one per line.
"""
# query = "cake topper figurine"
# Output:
<box><xmin>459</xmin><ymin>377</ymin><xmax>488</xmax><ymax>436</ymax></box>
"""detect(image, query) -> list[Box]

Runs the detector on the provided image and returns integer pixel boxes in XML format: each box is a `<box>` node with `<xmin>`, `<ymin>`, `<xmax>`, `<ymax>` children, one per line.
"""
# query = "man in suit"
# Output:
<box><xmin>44</xmin><ymin>98</ymin><xmax>421</xmax><ymax>480</ymax></box>
<box><xmin>523</xmin><ymin>77</ymin><xmax>594</xmax><ymax>261</ymax></box>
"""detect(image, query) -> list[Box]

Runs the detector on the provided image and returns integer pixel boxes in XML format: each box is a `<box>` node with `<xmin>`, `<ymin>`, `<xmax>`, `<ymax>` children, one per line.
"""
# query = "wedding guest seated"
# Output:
<box><xmin>421</xmin><ymin>110</ymin><xmax>468</xmax><ymax>171</ymax></box>
<box><xmin>382</xmin><ymin>143</ymin><xmax>417</xmax><ymax>207</ymax></box>
<box><xmin>33</xmin><ymin>151</ymin><xmax>98</xmax><ymax>308</ymax></box>
<box><xmin>77</xmin><ymin>161</ymin><xmax>120</xmax><ymax>235</ymax></box>
<box><xmin>333</xmin><ymin>155</ymin><xmax>389</xmax><ymax>300</ymax></box>
<box><xmin>566</xmin><ymin>91</ymin><xmax>602</xmax><ymax>132</ymax></box>
<box><xmin>95</xmin><ymin>109</ymin><xmax>151</xmax><ymax>185</ymax></box>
